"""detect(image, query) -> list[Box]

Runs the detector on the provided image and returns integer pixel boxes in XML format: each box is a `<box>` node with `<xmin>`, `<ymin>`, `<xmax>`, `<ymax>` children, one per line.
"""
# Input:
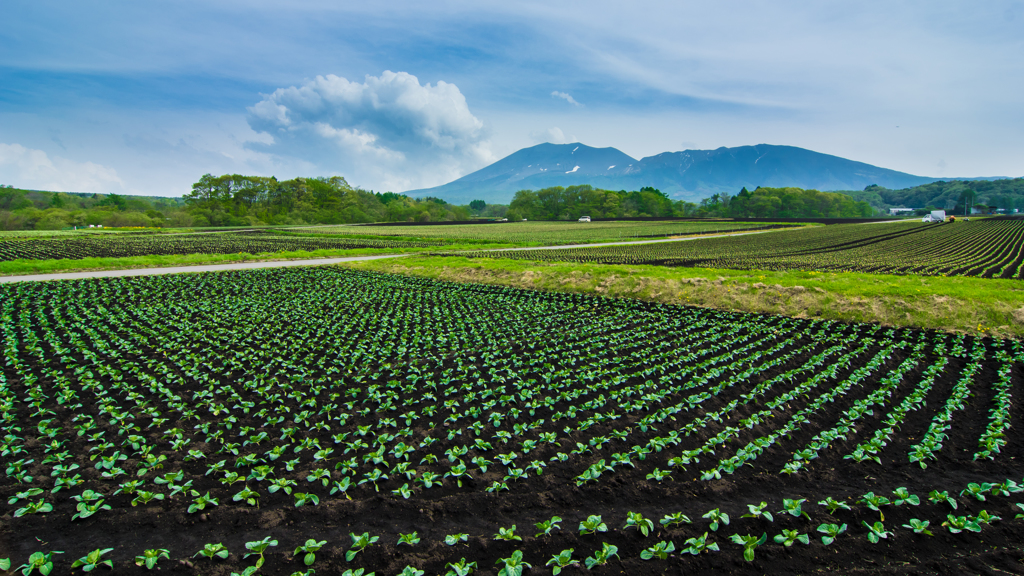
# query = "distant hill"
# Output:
<box><xmin>406</xmin><ymin>143</ymin><xmax>958</xmax><ymax>204</ymax></box>
<box><xmin>840</xmin><ymin>178</ymin><xmax>1024</xmax><ymax>213</ymax></box>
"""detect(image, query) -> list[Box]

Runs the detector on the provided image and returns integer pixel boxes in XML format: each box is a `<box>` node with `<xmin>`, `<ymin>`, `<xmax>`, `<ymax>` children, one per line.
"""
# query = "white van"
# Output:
<box><xmin>578</xmin><ymin>215</ymin><xmax>591</xmax><ymax>222</ymax></box>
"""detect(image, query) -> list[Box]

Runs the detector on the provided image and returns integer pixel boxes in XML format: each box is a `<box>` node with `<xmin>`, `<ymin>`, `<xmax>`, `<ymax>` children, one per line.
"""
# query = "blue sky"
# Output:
<box><xmin>2</xmin><ymin>1</ymin><xmax>1023</xmax><ymax>196</ymax></box>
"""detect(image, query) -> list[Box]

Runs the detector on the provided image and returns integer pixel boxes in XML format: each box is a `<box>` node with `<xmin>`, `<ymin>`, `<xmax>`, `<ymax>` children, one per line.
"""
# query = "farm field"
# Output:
<box><xmin>454</xmin><ymin>218</ymin><xmax>1024</xmax><ymax>279</ymax></box>
<box><xmin>1</xmin><ymin>267</ymin><xmax>1022</xmax><ymax>575</ymax></box>
<box><xmin>296</xmin><ymin>220</ymin><xmax>787</xmax><ymax>245</ymax></box>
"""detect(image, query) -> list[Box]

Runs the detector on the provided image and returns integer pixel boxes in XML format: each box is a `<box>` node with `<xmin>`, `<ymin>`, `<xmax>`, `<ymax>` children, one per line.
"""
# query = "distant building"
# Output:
<box><xmin>888</xmin><ymin>208</ymin><xmax>915</xmax><ymax>216</ymax></box>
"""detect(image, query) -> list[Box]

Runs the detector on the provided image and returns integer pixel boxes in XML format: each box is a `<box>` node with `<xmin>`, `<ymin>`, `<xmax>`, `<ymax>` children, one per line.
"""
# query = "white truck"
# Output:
<box><xmin>578</xmin><ymin>215</ymin><xmax>591</xmax><ymax>222</ymax></box>
<box><xmin>922</xmin><ymin>210</ymin><xmax>946</xmax><ymax>223</ymax></box>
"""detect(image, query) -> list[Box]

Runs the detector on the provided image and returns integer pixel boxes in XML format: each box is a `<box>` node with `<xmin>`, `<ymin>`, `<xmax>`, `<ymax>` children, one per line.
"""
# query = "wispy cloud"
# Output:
<box><xmin>551</xmin><ymin>91</ymin><xmax>582</xmax><ymax>107</ymax></box>
<box><xmin>0</xmin><ymin>142</ymin><xmax>124</xmax><ymax>193</ymax></box>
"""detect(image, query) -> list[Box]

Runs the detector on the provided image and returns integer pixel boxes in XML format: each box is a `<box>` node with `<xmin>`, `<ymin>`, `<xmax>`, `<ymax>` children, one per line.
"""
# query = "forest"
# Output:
<box><xmin>841</xmin><ymin>178</ymin><xmax>1024</xmax><ymax>215</ymax></box>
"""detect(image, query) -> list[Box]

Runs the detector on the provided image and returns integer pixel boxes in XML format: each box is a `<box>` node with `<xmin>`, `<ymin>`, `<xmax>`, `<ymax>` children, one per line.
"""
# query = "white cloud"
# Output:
<box><xmin>0</xmin><ymin>143</ymin><xmax>124</xmax><ymax>193</ymax></box>
<box><xmin>529</xmin><ymin>127</ymin><xmax>576</xmax><ymax>145</ymax></box>
<box><xmin>551</xmin><ymin>91</ymin><xmax>582</xmax><ymax>107</ymax></box>
<box><xmin>247</xmin><ymin>70</ymin><xmax>494</xmax><ymax>191</ymax></box>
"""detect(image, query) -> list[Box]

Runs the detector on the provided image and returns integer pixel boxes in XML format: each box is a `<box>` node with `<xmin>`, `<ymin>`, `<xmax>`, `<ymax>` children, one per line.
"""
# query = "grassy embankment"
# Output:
<box><xmin>343</xmin><ymin>255</ymin><xmax>1024</xmax><ymax>339</ymax></box>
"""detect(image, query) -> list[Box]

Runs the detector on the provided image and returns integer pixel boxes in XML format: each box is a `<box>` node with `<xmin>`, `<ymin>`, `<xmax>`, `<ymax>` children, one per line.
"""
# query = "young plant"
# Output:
<box><xmin>72</xmin><ymin>548</ymin><xmax>114</xmax><ymax>572</ymax></box>
<box><xmin>398</xmin><ymin>567</ymin><xmax>424</xmax><ymax>576</ymax></box>
<box><xmin>681</xmin><ymin>532</ymin><xmax>719</xmax><ymax>555</ymax></box>
<box><xmin>535</xmin><ymin>516</ymin><xmax>562</xmax><ymax>537</ymax></box>
<box><xmin>702</xmin><ymin>508</ymin><xmax>730</xmax><ymax>531</ymax></box>
<box><xmin>773</xmin><ymin>529</ymin><xmax>810</xmax><ymax>546</ymax></box>
<box><xmin>445</xmin><ymin>533</ymin><xmax>469</xmax><ymax>546</ymax></box>
<box><xmin>892</xmin><ymin>487</ymin><xmax>920</xmax><ymax>506</ymax></box>
<box><xmin>341</xmin><ymin>568</ymin><xmax>373</xmax><ymax>576</ymax></box>
<box><xmin>928</xmin><ymin>490</ymin><xmax>957</xmax><ymax>510</ymax></box>
<box><xmin>445</xmin><ymin>558</ymin><xmax>477</xmax><ymax>576</ymax></box>
<box><xmin>194</xmin><ymin>543</ymin><xmax>229</xmax><ymax>560</ymax></box>
<box><xmin>495</xmin><ymin>550</ymin><xmax>531</xmax><ymax>576</ymax></box>
<box><xmin>546</xmin><ymin>549</ymin><xmax>579</xmax><ymax>575</ymax></box>
<box><xmin>17</xmin><ymin>551</ymin><xmax>63</xmax><ymax>576</ymax></box>
<box><xmin>902</xmin><ymin>519</ymin><xmax>933</xmax><ymax>535</ymax></box>
<box><xmin>817</xmin><ymin>497</ymin><xmax>851</xmax><ymax>514</ymax></box>
<box><xmin>294</xmin><ymin>492</ymin><xmax>320</xmax><ymax>507</ymax></box>
<box><xmin>742</xmin><ymin>502</ymin><xmax>774</xmax><ymax>522</ymax></box>
<box><xmin>640</xmin><ymin>541</ymin><xmax>676</xmax><ymax>560</ymax></box>
<box><xmin>187</xmin><ymin>491</ymin><xmax>219</xmax><ymax>513</ymax></box>
<box><xmin>660</xmin><ymin>512</ymin><xmax>692</xmax><ymax>527</ymax></box>
<box><xmin>346</xmin><ymin>533</ymin><xmax>378</xmax><ymax>561</ymax></box>
<box><xmin>134</xmin><ymin>549</ymin><xmax>170</xmax><ymax>570</ymax></box>
<box><xmin>294</xmin><ymin>539</ymin><xmax>327</xmax><ymax>566</ymax></box>
<box><xmin>578</xmin><ymin>515</ymin><xmax>608</xmax><ymax>535</ymax></box>
<box><xmin>14</xmin><ymin>499</ymin><xmax>53</xmax><ymax>518</ymax></box>
<box><xmin>961</xmin><ymin>482</ymin><xmax>991</xmax><ymax>502</ymax></box>
<box><xmin>730</xmin><ymin>533</ymin><xmax>767</xmax><ymax>561</ymax></box>
<box><xmin>584</xmin><ymin>543</ymin><xmax>619</xmax><ymax>569</ymax></box>
<box><xmin>942</xmin><ymin>515</ymin><xmax>982</xmax><ymax>534</ymax></box>
<box><xmin>862</xmin><ymin>521</ymin><xmax>893</xmax><ymax>543</ymax></box>
<box><xmin>624</xmin><ymin>511</ymin><xmax>655</xmax><ymax>537</ymax></box>
<box><xmin>778</xmin><ymin>498</ymin><xmax>810</xmax><ymax>520</ymax></box>
<box><xmin>244</xmin><ymin>537</ymin><xmax>278</xmax><ymax>569</ymax></box>
<box><xmin>398</xmin><ymin>532</ymin><xmax>421</xmax><ymax>546</ymax></box>
<box><xmin>494</xmin><ymin>526</ymin><xmax>522</xmax><ymax>541</ymax></box>
<box><xmin>816</xmin><ymin>523</ymin><xmax>847</xmax><ymax>545</ymax></box>
<box><xmin>858</xmin><ymin>492</ymin><xmax>892</xmax><ymax>520</ymax></box>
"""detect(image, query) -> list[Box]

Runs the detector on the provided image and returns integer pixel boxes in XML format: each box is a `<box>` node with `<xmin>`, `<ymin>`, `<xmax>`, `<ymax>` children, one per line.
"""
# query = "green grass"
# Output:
<box><xmin>343</xmin><ymin>255</ymin><xmax>1024</xmax><ymax>338</ymax></box>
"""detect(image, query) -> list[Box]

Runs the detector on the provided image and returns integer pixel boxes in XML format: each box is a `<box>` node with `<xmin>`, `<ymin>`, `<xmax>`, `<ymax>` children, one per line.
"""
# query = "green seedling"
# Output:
<box><xmin>72</xmin><ymin>548</ymin><xmax>113</xmax><ymax>572</ymax></box>
<box><xmin>1014</xmin><ymin>503</ymin><xmax>1024</xmax><ymax>519</ymax></box>
<box><xmin>942</xmin><ymin>514</ymin><xmax>982</xmax><ymax>533</ymax></box>
<box><xmin>188</xmin><ymin>491</ymin><xmax>219</xmax><ymax>513</ymax></box>
<box><xmin>294</xmin><ymin>539</ymin><xmax>326</xmax><ymax>566</ymax></box>
<box><xmin>625</xmin><ymin>511</ymin><xmax>655</xmax><ymax>537</ymax></box>
<box><xmin>646</xmin><ymin>468</ymin><xmax>672</xmax><ymax>481</ymax></box>
<box><xmin>579</xmin><ymin>515</ymin><xmax>608</xmax><ymax>535</ymax></box>
<box><xmin>194</xmin><ymin>543</ymin><xmax>229</xmax><ymax>560</ymax></box>
<box><xmin>902</xmin><ymin>519</ymin><xmax>933</xmax><ymax>535</ymax></box>
<box><xmin>346</xmin><ymin>533</ymin><xmax>378</xmax><ymax>561</ymax></box>
<box><xmin>862</xmin><ymin>521</ymin><xmax>893</xmax><ymax>543</ymax></box>
<box><xmin>773</xmin><ymin>529</ymin><xmax>809</xmax><ymax>546</ymax></box>
<box><xmin>243</xmin><ymin>537</ymin><xmax>278</xmax><ymax>569</ymax></box>
<box><xmin>535</xmin><ymin>516</ymin><xmax>562</xmax><ymax>537</ymax></box>
<box><xmin>18</xmin><ymin>550</ymin><xmax>63</xmax><ymax>575</ymax></box>
<box><xmin>341</xmin><ymin>569</ymin><xmax>373</xmax><ymax>576</ymax></box>
<box><xmin>975</xmin><ymin>510</ymin><xmax>1000</xmax><ymax>525</ymax></box>
<box><xmin>131</xmin><ymin>491</ymin><xmax>165</xmax><ymax>507</ymax></box>
<box><xmin>858</xmin><ymin>492</ymin><xmax>892</xmax><ymax>520</ymax></box>
<box><xmin>816</xmin><ymin>523</ymin><xmax>847</xmax><ymax>545</ymax></box>
<box><xmin>233</xmin><ymin>487</ymin><xmax>260</xmax><ymax>507</ymax></box>
<box><xmin>444</xmin><ymin>463</ymin><xmax>471</xmax><ymax>487</ymax></box>
<box><xmin>134</xmin><ymin>549</ymin><xmax>170</xmax><ymax>570</ymax></box>
<box><xmin>14</xmin><ymin>499</ymin><xmax>53</xmax><ymax>518</ymax></box>
<box><xmin>730</xmin><ymin>533</ymin><xmax>767</xmax><ymax>561</ymax></box>
<box><xmin>660</xmin><ymin>512</ymin><xmax>692</xmax><ymax>527</ymax></box>
<box><xmin>928</xmin><ymin>490</ymin><xmax>958</xmax><ymax>509</ymax></box>
<box><xmin>892</xmin><ymin>487</ymin><xmax>920</xmax><ymax>506</ymax></box>
<box><xmin>817</xmin><ymin>496</ymin><xmax>851</xmax><ymax>514</ymax></box>
<box><xmin>742</xmin><ymin>502</ymin><xmax>774</xmax><ymax>522</ymax></box>
<box><xmin>9</xmin><ymin>487</ymin><xmax>44</xmax><ymax>505</ymax></box>
<box><xmin>398</xmin><ymin>532</ymin><xmax>420</xmax><ymax>546</ymax></box>
<box><xmin>546</xmin><ymin>549</ymin><xmax>579</xmax><ymax>574</ymax></box>
<box><xmin>496</xmin><ymin>550</ymin><xmax>531</xmax><ymax>576</ymax></box>
<box><xmin>445</xmin><ymin>533</ymin><xmax>469</xmax><ymax>546</ymax></box>
<box><xmin>640</xmin><ymin>541</ymin><xmax>676</xmax><ymax>560</ymax></box>
<box><xmin>72</xmin><ymin>499</ymin><xmax>112</xmax><ymax>520</ymax></box>
<box><xmin>702</xmin><ymin>508</ymin><xmax>729</xmax><ymax>531</ymax></box>
<box><xmin>681</xmin><ymin>532</ymin><xmax>719</xmax><ymax>555</ymax></box>
<box><xmin>494</xmin><ymin>525</ymin><xmax>522</xmax><ymax>541</ymax></box>
<box><xmin>294</xmin><ymin>492</ymin><xmax>319</xmax><ymax>507</ymax></box>
<box><xmin>444</xmin><ymin>558</ymin><xmax>476</xmax><ymax>576</ymax></box>
<box><xmin>584</xmin><ymin>543</ymin><xmax>619</xmax><ymax>569</ymax></box>
<box><xmin>778</xmin><ymin>498</ymin><xmax>810</xmax><ymax>520</ymax></box>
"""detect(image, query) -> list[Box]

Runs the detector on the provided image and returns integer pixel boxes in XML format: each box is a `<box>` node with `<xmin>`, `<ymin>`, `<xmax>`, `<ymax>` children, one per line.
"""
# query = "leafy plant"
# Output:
<box><xmin>134</xmin><ymin>549</ymin><xmax>170</xmax><ymax>570</ymax></box>
<box><xmin>778</xmin><ymin>498</ymin><xmax>810</xmax><ymax>520</ymax></box>
<box><xmin>495</xmin><ymin>550</ymin><xmax>531</xmax><ymax>576</ymax></box>
<box><xmin>892</xmin><ymin>487</ymin><xmax>920</xmax><ymax>506</ymax></box>
<box><xmin>398</xmin><ymin>532</ymin><xmax>420</xmax><ymax>546</ymax></box>
<box><xmin>660</xmin><ymin>512</ymin><xmax>692</xmax><ymax>527</ymax></box>
<box><xmin>244</xmin><ymin>537</ymin><xmax>278</xmax><ymax>568</ymax></box>
<box><xmin>702</xmin><ymin>508</ymin><xmax>730</xmax><ymax>531</ymax></box>
<box><xmin>902</xmin><ymin>519</ymin><xmax>933</xmax><ymax>535</ymax></box>
<box><xmin>818</xmin><ymin>497</ymin><xmax>851</xmax><ymax>514</ymax></box>
<box><xmin>624</xmin><ymin>511</ymin><xmax>655</xmax><ymax>537</ymax></box>
<box><xmin>816</xmin><ymin>523</ymin><xmax>847</xmax><ymax>545</ymax></box>
<box><xmin>640</xmin><ymin>541</ymin><xmax>675</xmax><ymax>560</ymax></box>
<box><xmin>294</xmin><ymin>539</ymin><xmax>327</xmax><ymax>566</ymax></box>
<box><xmin>584</xmin><ymin>543</ymin><xmax>619</xmax><ymax>569</ymax></box>
<box><xmin>444</xmin><ymin>558</ymin><xmax>476</xmax><ymax>576</ymax></box>
<box><xmin>494</xmin><ymin>526</ymin><xmax>522</xmax><ymax>541</ymax></box>
<box><xmin>194</xmin><ymin>543</ymin><xmax>229</xmax><ymax>560</ymax></box>
<box><xmin>928</xmin><ymin>490</ymin><xmax>957</xmax><ymax>510</ymax></box>
<box><xmin>942</xmin><ymin>514</ymin><xmax>982</xmax><ymax>534</ymax></box>
<box><xmin>445</xmin><ymin>533</ymin><xmax>469</xmax><ymax>546</ymax></box>
<box><xmin>17</xmin><ymin>551</ymin><xmax>63</xmax><ymax>576</ymax></box>
<box><xmin>773</xmin><ymin>529</ymin><xmax>809</xmax><ymax>546</ymax></box>
<box><xmin>397</xmin><ymin>567</ymin><xmax>424</xmax><ymax>576</ymax></box>
<box><xmin>858</xmin><ymin>492</ymin><xmax>892</xmax><ymax>520</ymax></box>
<box><xmin>535</xmin><ymin>516</ymin><xmax>562</xmax><ymax>537</ymax></box>
<box><xmin>546</xmin><ymin>549</ymin><xmax>579</xmax><ymax>575</ymax></box>
<box><xmin>742</xmin><ymin>501</ymin><xmax>774</xmax><ymax>522</ymax></box>
<box><xmin>72</xmin><ymin>548</ymin><xmax>113</xmax><ymax>572</ymax></box>
<box><xmin>579</xmin><ymin>515</ymin><xmax>608</xmax><ymax>535</ymax></box>
<box><xmin>346</xmin><ymin>533</ymin><xmax>378</xmax><ymax>561</ymax></box>
<box><xmin>730</xmin><ymin>533</ymin><xmax>767</xmax><ymax>561</ymax></box>
<box><xmin>862</xmin><ymin>521</ymin><xmax>893</xmax><ymax>543</ymax></box>
<box><xmin>681</xmin><ymin>532</ymin><xmax>719</xmax><ymax>555</ymax></box>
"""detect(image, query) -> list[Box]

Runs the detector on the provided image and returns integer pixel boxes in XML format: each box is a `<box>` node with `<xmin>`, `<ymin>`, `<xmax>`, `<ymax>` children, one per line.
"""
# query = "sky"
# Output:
<box><xmin>2</xmin><ymin>1</ymin><xmax>1023</xmax><ymax>196</ymax></box>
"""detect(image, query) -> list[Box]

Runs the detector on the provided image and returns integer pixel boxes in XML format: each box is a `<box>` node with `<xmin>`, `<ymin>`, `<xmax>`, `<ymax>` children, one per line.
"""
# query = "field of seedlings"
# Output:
<box><xmin>0</xmin><ymin>230</ymin><xmax>441</xmax><ymax>262</ymax></box>
<box><xmin>1</xmin><ymin>266</ymin><xmax>1022</xmax><ymax>575</ymax></box>
<box><xmin>298</xmin><ymin>220</ymin><xmax>783</xmax><ymax>245</ymax></box>
<box><xmin>457</xmin><ymin>219</ymin><xmax>1024</xmax><ymax>279</ymax></box>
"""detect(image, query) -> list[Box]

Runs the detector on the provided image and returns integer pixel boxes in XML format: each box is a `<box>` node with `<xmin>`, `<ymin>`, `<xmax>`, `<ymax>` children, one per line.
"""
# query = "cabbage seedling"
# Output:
<box><xmin>892</xmin><ymin>487</ymin><xmax>920</xmax><ymax>506</ymax></box>
<box><xmin>294</xmin><ymin>539</ymin><xmax>326</xmax><ymax>566</ymax></box>
<box><xmin>346</xmin><ymin>533</ymin><xmax>378</xmax><ymax>561</ymax></box>
<box><xmin>193</xmin><ymin>543</ymin><xmax>229</xmax><ymax>560</ymax></box>
<box><xmin>778</xmin><ymin>498</ymin><xmax>810</xmax><ymax>520</ymax></box>
<box><xmin>741</xmin><ymin>502</ymin><xmax>773</xmax><ymax>522</ymax></box>
<box><xmin>584</xmin><ymin>543</ymin><xmax>619</xmax><ymax>568</ymax></box>
<box><xmin>773</xmin><ymin>529</ymin><xmax>809</xmax><ymax>546</ymax></box>
<box><xmin>862</xmin><ymin>521</ymin><xmax>893</xmax><ymax>543</ymax></box>
<box><xmin>392</xmin><ymin>484</ymin><xmax>413</xmax><ymax>499</ymax></box>
<box><xmin>134</xmin><ymin>549</ymin><xmax>169</xmax><ymax>570</ymax></box>
<box><xmin>640</xmin><ymin>541</ymin><xmax>675</xmax><ymax>560</ymax></box>
<box><xmin>816</xmin><ymin>523</ymin><xmax>846</xmax><ymax>545</ymax></box>
<box><xmin>625</xmin><ymin>511</ymin><xmax>655</xmax><ymax>537</ymax></box>
<box><xmin>495</xmin><ymin>550</ymin><xmax>531</xmax><ymax>576</ymax></box>
<box><xmin>927</xmin><ymin>490</ymin><xmax>957</xmax><ymax>509</ymax></box>
<box><xmin>494</xmin><ymin>526</ymin><xmax>522</xmax><ymax>541</ymax></box>
<box><xmin>817</xmin><ymin>497</ymin><xmax>851</xmax><ymax>514</ymax></box>
<box><xmin>858</xmin><ymin>493</ymin><xmax>891</xmax><ymax>520</ymax></box>
<box><xmin>444</xmin><ymin>463</ymin><xmax>471</xmax><ymax>487</ymax></box>
<box><xmin>961</xmin><ymin>483</ymin><xmax>991</xmax><ymax>502</ymax></box>
<box><xmin>17</xmin><ymin>550</ymin><xmax>62</xmax><ymax>575</ymax></box>
<box><xmin>445</xmin><ymin>558</ymin><xmax>476</xmax><ymax>576</ymax></box>
<box><xmin>244</xmin><ymin>537</ymin><xmax>278</xmax><ymax>569</ymax></box>
<box><xmin>188</xmin><ymin>491</ymin><xmax>219</xmax><ymax>513</ymax></box>
<box><xmin>902</xmin><ymin>519</ymin><xmax>933</xmax><ymax>535</ymax></box>
<box><xmin>660</xmin><ymin>512</ymin><xmax>692</xmax><ymax>527</ymax></box>
<box><xmin>8</xmin><ymin>487</ymin><xmax>43</xmax><ymax>505</ymax></box>
<box><xmin>398</xmin><ymin>532</ymin><xmax>420</xmax><ymax>546</ymax></box>
<box><xmin>445</xmin><ymin>533</ymin><xmax>468</xmax><ymax>546</ymax></box>
<box><xmin>72</xmin><ymin>548</ymin><xmax>113</xmax><ymax>572</ymax></box>
<box><xmin>233</xmin><ymin>487</ymin><xmax>260</xmax><ymax>507</ymax></box>
<box><xmin>546</xmin><ymin>549</ymin><xmax>579</xmax><ymax>574</ymax></box>
<box><xmin>730</xmin><ymin>533</ymin><xmax>767</xmax><ymax>561</ymax></box>
<box><xmin>535</xmin><ymin>516</ymin><xmax>562</xmax><ymax>537</ymax></box>
<box><xmin>14</xmin><ymin>499</ymin><xmax>52</xmax><ymax>518</ymax></box>
<box><xmin>702</xmin><ymin>508</ymin><xmax>729</xmax><ymax>531</ymax></box>
<box><xmin>681</xmin><ymin>532</ymin><xmax>718</xmax><ymax>555</ymax></box>
<box><xmin>578</xmin><ymin>515</ymin><xmax>608</xmax><ymax>535</ymax></box>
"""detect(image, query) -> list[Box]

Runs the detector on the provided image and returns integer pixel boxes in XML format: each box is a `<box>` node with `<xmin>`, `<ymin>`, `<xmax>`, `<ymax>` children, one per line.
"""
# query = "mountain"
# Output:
<box><xmin>406</xmin><ymin>143</ymin><xmax>947</xmax><ymax>204</ymax></box>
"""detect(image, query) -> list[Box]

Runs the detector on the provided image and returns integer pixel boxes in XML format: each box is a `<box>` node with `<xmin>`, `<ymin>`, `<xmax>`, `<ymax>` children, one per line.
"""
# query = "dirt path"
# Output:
<box><xmin>0</xmin><ymin>230</ymin><xmax>772</xmax><ymax>283</ymax></box>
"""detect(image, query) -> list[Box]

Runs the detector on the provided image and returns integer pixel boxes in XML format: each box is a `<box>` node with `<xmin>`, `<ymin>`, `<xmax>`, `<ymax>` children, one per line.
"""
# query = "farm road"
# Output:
<box><xmin>0</xmin><ymin>229</ymin><xmax>772</xmax><ymax>283</ymax></box>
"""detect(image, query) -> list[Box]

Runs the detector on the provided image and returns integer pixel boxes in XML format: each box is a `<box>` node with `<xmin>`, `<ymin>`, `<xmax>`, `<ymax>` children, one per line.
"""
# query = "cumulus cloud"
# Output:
<box><xmin>0</xmin><ymin>143</ymin><xmax>124</xmax><ymax>193</ymax></box>
<box><xmin>551</xmin><ymin>91</ymin><xmax>582</xmax><ymax>107</ymax></box>
<box><xmin>247</xmin><ymin>70</ymin><xmax>494</xmax><ymax>191</ymax></box>
<box><xmin>529</xmin><ymin>127</ymin><xmax>576</xmax><ymax>145</ymax></box>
